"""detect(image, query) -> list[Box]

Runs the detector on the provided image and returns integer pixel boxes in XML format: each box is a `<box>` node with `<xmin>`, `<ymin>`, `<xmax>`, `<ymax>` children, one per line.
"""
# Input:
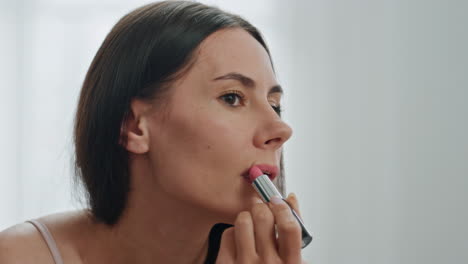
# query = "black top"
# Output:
<box><xmin>204</xmin><ymin>223</ymin><xmax>233</xmax><ymax>264</ymax></box>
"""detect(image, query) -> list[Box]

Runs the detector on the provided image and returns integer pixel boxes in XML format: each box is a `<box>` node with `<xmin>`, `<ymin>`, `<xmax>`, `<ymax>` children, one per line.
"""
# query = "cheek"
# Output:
<box><xmin>169</xmin><ymin>107</ymin><xmax>248</xmax><ymax>157</ymax></box>
<box><xmin>147</xmin><ymin>103</ymin><xmax>258</xmax><ymax>217</ymax></box>
<box><xmin>149</xmin><ymin>104</ymin><xmax>251</xmax><ymax>187</ymax></box>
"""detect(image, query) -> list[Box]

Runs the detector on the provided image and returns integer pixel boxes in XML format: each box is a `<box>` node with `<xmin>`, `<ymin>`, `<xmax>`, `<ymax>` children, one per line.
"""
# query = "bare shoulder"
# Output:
<box><xmin>0</xmin><ymin>210</ymin><xmax>91</xmax><ymax>264</ymax></box>
<box><xmin>0</xmin><ymin>220</ymin><xmax>55</xmax><ymax>263</ymax></box>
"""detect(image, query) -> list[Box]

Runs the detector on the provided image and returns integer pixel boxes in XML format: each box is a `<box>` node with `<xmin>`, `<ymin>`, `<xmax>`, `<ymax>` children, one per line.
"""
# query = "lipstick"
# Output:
<box><xmin>248</xmin><ymin>166</ymin><xmax>312</xmax><ymax>249</ymax></box>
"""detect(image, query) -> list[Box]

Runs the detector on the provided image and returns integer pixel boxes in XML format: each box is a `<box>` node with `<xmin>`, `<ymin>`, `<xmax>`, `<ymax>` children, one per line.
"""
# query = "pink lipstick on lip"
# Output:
<box><xmin>248</xmin><ymin>166</ymin><xmax>266</xmax><ymax>183</ymax></box>
<box><xmin>246</xmin><ymin>164</ymin><xmax>278</xmax><ymax>183</ymax></box>
<box><xmin>248</xmin><ymin>165</ymin><xmax>313</xmax><ymax>249</ymax></box>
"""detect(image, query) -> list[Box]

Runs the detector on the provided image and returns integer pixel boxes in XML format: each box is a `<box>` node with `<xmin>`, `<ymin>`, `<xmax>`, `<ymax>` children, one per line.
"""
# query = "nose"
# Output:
<box><xmin>253</xmin><ymin>113</ymin><xmax>293</xmax><ymax>151</ymax></box>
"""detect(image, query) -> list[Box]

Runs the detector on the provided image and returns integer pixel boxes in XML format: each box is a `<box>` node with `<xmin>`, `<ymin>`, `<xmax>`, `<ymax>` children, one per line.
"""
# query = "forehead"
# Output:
<box><xmin>192</xmin><ymin>28</ymin><xmax>275</xmax><ymax>82</ymax></box>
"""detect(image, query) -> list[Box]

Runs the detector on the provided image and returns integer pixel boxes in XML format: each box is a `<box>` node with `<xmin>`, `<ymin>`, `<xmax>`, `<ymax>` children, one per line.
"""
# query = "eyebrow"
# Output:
<box><xmin>212</xmin><ymin>72</ymin><xmax>283</xmax><ymax>95</ymax></box>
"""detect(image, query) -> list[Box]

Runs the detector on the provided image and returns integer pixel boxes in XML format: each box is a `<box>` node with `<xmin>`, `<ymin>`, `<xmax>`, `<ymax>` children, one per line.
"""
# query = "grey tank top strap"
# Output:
<box><xmin>26</xmin><ymin>219</ymin><xmax>65</xmax><ymax>264</ymax></box>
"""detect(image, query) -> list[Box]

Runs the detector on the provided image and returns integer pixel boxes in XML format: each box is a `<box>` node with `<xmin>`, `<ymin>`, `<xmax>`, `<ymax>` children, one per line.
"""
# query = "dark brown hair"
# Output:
<box><xmin>74</xmin><ymin>0</ymin><xmax>285</xmax><ymax>226</ymax></box>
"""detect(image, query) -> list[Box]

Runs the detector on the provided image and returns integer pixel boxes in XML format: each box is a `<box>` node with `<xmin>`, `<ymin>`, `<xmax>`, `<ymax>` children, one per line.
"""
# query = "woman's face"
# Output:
<box><xmin>146</xmin><ymin>28</ymin><xmax>292</xmax><ymax>221</ymax></box>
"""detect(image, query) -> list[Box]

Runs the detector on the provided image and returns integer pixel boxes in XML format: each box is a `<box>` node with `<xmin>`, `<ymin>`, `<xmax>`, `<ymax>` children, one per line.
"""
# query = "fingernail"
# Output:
<box><xmin>289</xmin><ymin>192</ymin><xmax>296</xmax><ymax>200</ymax></box>
<box><xmin>253</xmin><ymin>197</ymin><xmax>263</xmax><ymax>204</ymax></box>
<box><xmin>270</xmin><ymin>196</ymin><xmax>283</xmax><ymax>205</ymax></box>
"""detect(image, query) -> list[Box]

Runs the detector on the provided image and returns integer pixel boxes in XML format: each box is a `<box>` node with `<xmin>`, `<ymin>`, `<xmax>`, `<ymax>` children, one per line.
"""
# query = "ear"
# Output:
<box><xmin>120</xmin><ymin>99</ymin><xmax>152</xmax><ymax>154</ymax></box>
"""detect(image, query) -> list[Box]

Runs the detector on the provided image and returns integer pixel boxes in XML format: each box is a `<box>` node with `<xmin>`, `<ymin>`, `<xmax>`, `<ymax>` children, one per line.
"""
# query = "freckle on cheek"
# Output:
<box><xmin>206</xmin><ymin>145</ymin><xmax>211</xmax><ymax>150</ymax></box>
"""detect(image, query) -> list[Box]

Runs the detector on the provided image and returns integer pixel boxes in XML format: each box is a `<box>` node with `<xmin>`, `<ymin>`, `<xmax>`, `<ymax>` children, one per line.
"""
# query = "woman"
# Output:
<box><xmin>0</xmin><ymin>1</ymin><xmax>306</xmax><ymax>263</ymax></box>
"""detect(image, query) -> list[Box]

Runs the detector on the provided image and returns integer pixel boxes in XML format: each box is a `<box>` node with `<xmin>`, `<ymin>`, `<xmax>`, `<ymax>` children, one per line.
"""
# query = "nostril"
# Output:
<box><xmin>265</xmin><ymin>137</ymin><xmax>281</xmax><ymax>145</ymax></box>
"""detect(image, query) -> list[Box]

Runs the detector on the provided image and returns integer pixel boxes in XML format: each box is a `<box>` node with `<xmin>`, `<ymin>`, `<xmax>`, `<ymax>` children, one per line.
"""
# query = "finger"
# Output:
<box><xmin>250</xmin><ymin>196</ymin><xmax>264</xmax><ymax>207</ymax></box>
<box><xmin>269</xmin><ymin>196</ymin><xmax>302</xmax><ymax>263</ymax></box>
<box><xmin>285</xmin><ymin>192</ymin><xmax>303</xmax><ymax>220</ymax></box>
<box><xmin>234</xmin><ymin>211</ymin><xmax>257</xmax><ymax>261</ymax></box>
<box><xmin>216</xmin><ymin>227</ymin><xmax>236</xmax><ymax>263</ymax></box>
<box><xmin>251</xmin><ymin>202</ymin><xmax>280</xmax><ymax>260</ymax></box>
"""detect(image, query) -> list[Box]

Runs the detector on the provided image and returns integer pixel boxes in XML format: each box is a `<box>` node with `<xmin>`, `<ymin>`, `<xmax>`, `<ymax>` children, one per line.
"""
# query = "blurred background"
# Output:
<box><xmin>1</xmin><ymin>0</ymin><xmax>467</xmax><ymax>263</ymax></box>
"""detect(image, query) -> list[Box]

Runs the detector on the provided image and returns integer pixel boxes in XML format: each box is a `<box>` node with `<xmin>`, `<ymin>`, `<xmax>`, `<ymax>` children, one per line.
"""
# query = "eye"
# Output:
<box><xmin>219</xmin><ymin>90</ymin><xmax>245</xmax><ymax>107</ymax></box>
<box><xmin>270</xmin><ymin>101</ymin><xmax>283</xmax><ymax>116</ymax></box>
<box><xmin>272</xmin><ymin>105</ymin><xmax>282</xmax><ymax>116</ymax></box>
<box><xmin>219</xmin><ymin>91</ymin><xmax>283</xmax><ymax>116</ymax></box>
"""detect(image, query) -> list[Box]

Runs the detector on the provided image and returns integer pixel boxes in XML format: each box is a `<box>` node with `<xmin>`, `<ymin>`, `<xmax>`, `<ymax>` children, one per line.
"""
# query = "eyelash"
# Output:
<box><xmin>219</xmin><ymin>90</ymin><xmax>283</xmax><ymax>115</ymax></box>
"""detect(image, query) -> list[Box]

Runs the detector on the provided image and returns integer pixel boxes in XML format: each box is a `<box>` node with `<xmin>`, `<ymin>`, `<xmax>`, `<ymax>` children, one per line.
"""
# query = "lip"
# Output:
<box><xmin>242</xmin><ymin>163</ymin><xmax>279</xmax><ymax>181</ymax></box>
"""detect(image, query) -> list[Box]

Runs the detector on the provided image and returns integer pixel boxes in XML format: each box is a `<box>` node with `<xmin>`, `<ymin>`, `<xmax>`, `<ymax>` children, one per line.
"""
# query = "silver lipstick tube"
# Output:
<box><xmin>252</xmin><ymin>174</ymin><xmax>313</xmax><ymax>249</ymax></box>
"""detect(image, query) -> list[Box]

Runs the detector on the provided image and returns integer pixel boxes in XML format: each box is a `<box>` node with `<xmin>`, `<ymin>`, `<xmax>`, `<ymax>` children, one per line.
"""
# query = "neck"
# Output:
<box><xmin>83</xmin><ymin>157</ymin><xmax>223</xmax><ymax>264</ymax></box>
<box><xmin>112</xmin><ymin>192</ymin><xmax>216</xmax><ymax>263</ymax></box>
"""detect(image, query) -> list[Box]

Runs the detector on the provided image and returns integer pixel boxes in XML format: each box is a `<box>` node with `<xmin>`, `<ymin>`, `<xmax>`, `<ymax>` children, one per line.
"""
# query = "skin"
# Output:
<box><xmin>0</xmin><ymin>28</ymin><xmax>306</xmax><ymax>263</ymax></box>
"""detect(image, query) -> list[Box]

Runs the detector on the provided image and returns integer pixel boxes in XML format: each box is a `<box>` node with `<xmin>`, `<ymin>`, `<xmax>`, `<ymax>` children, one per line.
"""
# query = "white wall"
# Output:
<box><xmin>1</xmin><ymin>0</ymin><xmax>467</xmax><ymax>263</ymax></box>
<box><xmin>0</xmin><ymin>0</ymin><xmax>21</xmax><ymax>230</ymax></box>
<box><xmin>284</xmin><ymin>0</ymin><xmax>468</xmax><ymax>263</ymax></box>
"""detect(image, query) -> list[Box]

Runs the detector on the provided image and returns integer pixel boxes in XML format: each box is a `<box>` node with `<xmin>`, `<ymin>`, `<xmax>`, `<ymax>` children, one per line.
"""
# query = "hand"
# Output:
<box><xmin>216</xmin><ymin>193</ymin><xmax>308</xmax><ymax>264</ymax></box>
